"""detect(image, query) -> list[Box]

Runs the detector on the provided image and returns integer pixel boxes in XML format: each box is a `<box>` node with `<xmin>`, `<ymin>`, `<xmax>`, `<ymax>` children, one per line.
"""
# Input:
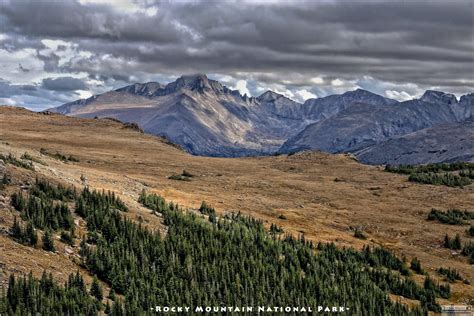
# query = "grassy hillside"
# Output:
<box><xmin>0</xmin><ymin>106</ymin><xmax>473</xmax><ymax>312</ymax></box>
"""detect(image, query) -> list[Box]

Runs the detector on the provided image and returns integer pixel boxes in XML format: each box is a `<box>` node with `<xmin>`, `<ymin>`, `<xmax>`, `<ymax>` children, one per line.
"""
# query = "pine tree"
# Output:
<box><xmin>10</xmin><ymin>216</ymin><xmax>23</xmax><ymax>240</ymax></box>
<box><xmin>105</xmin><ymin>301</ymin><xmax>111</xmax><ymax>314</ymax></box>
<box><xmin>60</xmin><ymin>231</ymin><xmax>74</xmax><ymax>246</ymax></box>
<box><xmin>2</xmin><ymin>173</ymin><xmax>9</xmax><ymax>185</ymax></box>
<box><xmin>90</xmin><ymin>276</ymin><xmax>103</xmax><ymax>301</ymax></box>
<box><xmin>410</xmin><ymin>257</ymin><xmax>423</xmax><ymax>274</ymax></box>
<box><xmin>2</xmin><ymin>272</ymin><xmax>98</xmax><ymax>314</ymax></box>
<box><xmin>108</xmin><ymin>289</ymin><xmax>116</xmax><ymax>301</ymax></box>
<box><xmin>25</xmin><ymin>221</ymin><xmax>37</xmax><ymax>246</ymax></box>
<box><xmin>443</xmin><ymin>234</ymin><xmax>451</xmax><ymax>248</ymax></box>
<box><xmin>111</xmin><ymin>300</ymin><xmax>125</xmax><ymax>316</ymax></box>
<box><xmin>468</xmin><ymin>225</ymin><xmax>474</xmax><ymax>237</ymax></box>
<box><xmin>453</xmin><ymin>234</ymin><xmax>462</xmax><ymax>250</ymax></box>
<box><xmin>42</xmin><ymin>230</ymin><xmax>55</xmax><ymax>252</ymax></box>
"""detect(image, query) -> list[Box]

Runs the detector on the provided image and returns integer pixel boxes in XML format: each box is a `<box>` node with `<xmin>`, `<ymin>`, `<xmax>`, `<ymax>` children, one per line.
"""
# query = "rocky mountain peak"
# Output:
<box><xmin>459</xmin><ymin>93</ymin><xmax>474</xmax><ymax>106</ymax></box>
<box><xmin>347</xmin><ymin>88</ymin><xmax>374</xmax><ymax>96</ymax></box>
<box><xmin>159</xmin><ymin>74</ymin><xmax>231</xmax><ymax>96</ymax></box>
<box><xmin>175</xmin><ymin>74</ymin><xmax>210</xmax><ymax>89</ymax></box>
<box><xmin>115</xmin><ymin>82</ymin><xmax>164</xmax><ymax>96</ymax></box>
<box><xmin>342</xmin><ymin>89</ymin><xmax>397</xmax><ymax>105</ymax></box>
<box><xmin>342</xmin><ymin>89</ymin><xmax>383</xmax><ymax>100</ymax></box>
<box><xmin>256</xmin><ymin>90</ymin><xmax>286</xmax><ymax>102</ymax></box>
<box><xmin>420</xmin><ymin>90</ymin><xmax>458</xmax><ymax>105</ymax></box>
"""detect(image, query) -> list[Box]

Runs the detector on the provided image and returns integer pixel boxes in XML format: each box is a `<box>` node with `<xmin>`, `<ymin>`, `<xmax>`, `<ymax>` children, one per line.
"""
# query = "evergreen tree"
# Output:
<box><xmin>25</xmin><ymin>221</ymin><xmax>38</xmax><ymax>246</ymax></box>
<box><xmin>410</xmin><ymin>257</ymin><xmax>424</xmax><ymax>274</ymax></box>
<box><xmin>10</xmin><ymin>216</ymin><xmax>23</xmax><ymax>241</ymax></box>
<box><xmin>108</xmin><ymin>289</ymin><xmax>116</xmax><ymax>301</ymax></box>
<box><xmin>462</xmin><ymin>242</ymin><xmax>474</xmax><ymax>258</ymax></box>
<box><xmin>105</xmin><ymin>301</ymin><xmax>111</xmax><ymax>314</ymax></box>
<box><xmin>444</xmin><ymin>234</ymin><xmax>451</xmax><ymax>248</ymax></box>
<box><xmin>60</xmin><ymin>231</ymin><xmax>74</xmax><ymax>246</ymax></box>
<box><xmin>2</xmin><ymin>173</ymin><xmax>10</xmax><ymax>185</ymax></box>
<box><xmin>453</xmin><ymin>234</ymin><xmax>462</xmax><ymax>250</ymax></box>
<box><xmin>468</xmin><ymin>225</ymin><xmax>474</xmax><ymax>237</ymax></box>
<box><xmin>354</xmin><ymin>228</ymin><xmax>367</xmax><ymax>239</ymax></box>
<box><xmin>90</xmin><ymin>276</ymin><xmax>103</xmax><ymax>301</ymax></box>
<box><xmin>110</xmin><ymin>300</ymin><xmax>125</xmax><ymax>316</ymax></box>
<box><xmin>198</xmin><ymin>201</ymin><xmax>216</xmax><ymax>216</ymax></box>
<box><xmin>42</xmin><ymin>230</ymin><xmax>55</xmax><ymax>252</ymax></box>
<box><xmin>1</xmin><ymin>272</ymin><xmax>98</xmax><ymax>314</ymax></box>
<box><xmin>437</xmin><ymin>267</ymin><xmax>462</xmax><ymax>283</ymax></box>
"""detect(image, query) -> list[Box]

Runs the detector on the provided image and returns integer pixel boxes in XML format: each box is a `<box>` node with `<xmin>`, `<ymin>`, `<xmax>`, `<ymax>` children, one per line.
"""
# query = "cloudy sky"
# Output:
<box><xmin>0</xmin><ymin>0</ymin><xmax>473</xmax><ymax>110</ymax></box>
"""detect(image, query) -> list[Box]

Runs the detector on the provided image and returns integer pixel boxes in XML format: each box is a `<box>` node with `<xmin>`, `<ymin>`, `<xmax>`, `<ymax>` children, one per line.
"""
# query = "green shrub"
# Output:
<box><xmin>385</xmin><ymin>163</ymin><xmax>473</xmax><ymax>187</ymax></box>
<box><xmin>354</xmin><ymin>229</ymin><xmax>367</xmax><ymax>240</ymax></box>
<box><xmin>427</xmin><ymin>208</ymin><xmax>474</xmax><ymax>225</ymax></box>
<box><xmin>0</xmin><ymin>153</ymin><xmax>34</xmax><ymax>170</ymax></box>
<box><xmin>168</xmin><ymin>174</ymin><xmax>191</xmax><ymax>181</ymax></box>
<box><xmin>40</xmin><ymin>148</ymin><xmax>79</xmax><ymax>162</ymax></box>
<box><xmin>437</xmin><ymin>267</ymin><xmax>462</xmax><ymax>283</ymax></box>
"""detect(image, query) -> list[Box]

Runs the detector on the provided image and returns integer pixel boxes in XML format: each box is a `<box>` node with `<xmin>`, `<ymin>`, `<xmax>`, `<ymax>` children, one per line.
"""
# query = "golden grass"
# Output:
<box><xmin>1</xmin><ymin>106</ymin><xmax>473</xmax><ymax>303</ymax></box>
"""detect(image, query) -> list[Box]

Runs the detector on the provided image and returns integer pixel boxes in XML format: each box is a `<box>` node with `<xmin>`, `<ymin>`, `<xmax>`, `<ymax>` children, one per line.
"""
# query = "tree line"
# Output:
<box><xmin>81</xmin><ymin>190</ymin><xmax>446</xmax><ymax>314</ymax></box>
<box><xmin>0</xmin><ymin>271</ymin><xmax>101</xmax><ymax>315</ymax></box>
<box><xmin>3</xmin><ymin>180</ymin><xmax>456</xmax><ymax>315</ymax></box>
<box><xmin>385</xmin><ymin>162</ymin><xmax>473</xmax><ymax>187</ymax></box>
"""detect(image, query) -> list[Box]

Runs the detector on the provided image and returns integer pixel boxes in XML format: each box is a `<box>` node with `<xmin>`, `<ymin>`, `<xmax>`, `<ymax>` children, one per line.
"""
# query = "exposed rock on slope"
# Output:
<box><xmin>280</xmin><ymin>91</ymin><xmax>473</xmax><ymax>161</ymax></box>
<box><xmin>355</xmin><ymin>119</ymin><xmax>474</xmax><ymax>165</ymax></box>
<box><xmin>301</xmin><ymin>88</ymin><xmax>397</xmax><ymax>121</ymax></box>
<box><xmin>51</xmin><ymin>76</ymin><xmax>399</xmax><ymax>157</ymax></box>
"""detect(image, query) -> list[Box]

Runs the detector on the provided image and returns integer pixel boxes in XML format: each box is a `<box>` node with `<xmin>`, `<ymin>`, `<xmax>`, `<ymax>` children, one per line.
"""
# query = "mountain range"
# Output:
<box><xmin>49</xmin><ymin>74</ymin><xmax>474</xmax><ymax>164</ymax></box>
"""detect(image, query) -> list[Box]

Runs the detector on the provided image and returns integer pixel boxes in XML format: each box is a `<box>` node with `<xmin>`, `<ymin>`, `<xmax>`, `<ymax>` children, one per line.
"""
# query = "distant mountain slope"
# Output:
<box><xmin>301</xmin><ymin>88</ymin><xmax>398</xmax><ymax>120</ymax></box>
<box><xmin>51</xmin><ymin>74</ymin><xmax>397</xmax><ymax>157</ymax></box>
<box><xmin>355</xmin><ymin>119</ymin><xmax>474</xmax><ymax>165</ymax></box>
<box><xmin>280</xmin><ymin>91</ymin><xmax>473</xmax><ymax>157</ymax></box>
<box><xmin>51</xmin><ymin>75</ymin><xmax>473</xmax><ymax>163</ymax></box>
<box><xmin>52</xmin><ymin>75</ymin><xmax>275</xmax><ymax>156</ymax></box>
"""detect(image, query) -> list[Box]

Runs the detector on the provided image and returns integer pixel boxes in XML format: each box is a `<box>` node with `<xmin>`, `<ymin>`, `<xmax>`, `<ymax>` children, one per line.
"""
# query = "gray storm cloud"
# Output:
<box><xmin>0</xmin><ymin>0</ymin><xmax>472</xmax><ymax>108</ymax></box>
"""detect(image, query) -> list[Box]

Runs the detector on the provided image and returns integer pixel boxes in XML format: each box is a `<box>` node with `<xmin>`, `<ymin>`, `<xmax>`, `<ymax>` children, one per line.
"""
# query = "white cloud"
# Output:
<box><xmin>295</xmin><ymin>89</ymin><xmax>317</xmax><ymax>102</ymax></box>
<box><xmin>145</xmin><ymin>6</ymin><xmax>158</xmax><ymax>17</ymax></box>
<box><xmin>331</xmin><ymin>78</ymin><xmax>344</xmax><ymax>86</ymax></box>
<box><xmin>78</xmin><ymin>0</ymin><xmax>140</xmax><ymax>13</ymax></box>
<box><xmin>76</xmin><ymin>90</ymin><xmax>93</xmax><ymax>99</ymax></box>
<box><xmin>310</xmin><ymin>77</ymin><xmax>324</xmax><ymax>84</ymax></box>
<box><xmin>233</xmin><ymin>80</ymin><xmax>251</xmax><ymax>96</ymax></box>
<box><xmin>41</xmin><ymin>39</ymin><xmax>71</xmax><ymax>50</ymax></box>
<box><xmin>278</xmin><ymin>89</ymin><xmax>295</xmax><ymax>100</ymax></box>
<box><xmin>385</xmin><ymin>90</ymin><xmax>414</xmax><ymax>101</ymax></box>
<box><xmin>172</xmin><ymin>20</ymin><xmax>203</xmax><ymax>42</ymax></box>
<box><xmin>0</xmin><ymin>48</ymin><xmax>44</xmax><ymax>84</ymax></box>
<box><xmin>0</xmin><ymin>97</ymin><xmax>17</xmax><ymax>105</ymax></box>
